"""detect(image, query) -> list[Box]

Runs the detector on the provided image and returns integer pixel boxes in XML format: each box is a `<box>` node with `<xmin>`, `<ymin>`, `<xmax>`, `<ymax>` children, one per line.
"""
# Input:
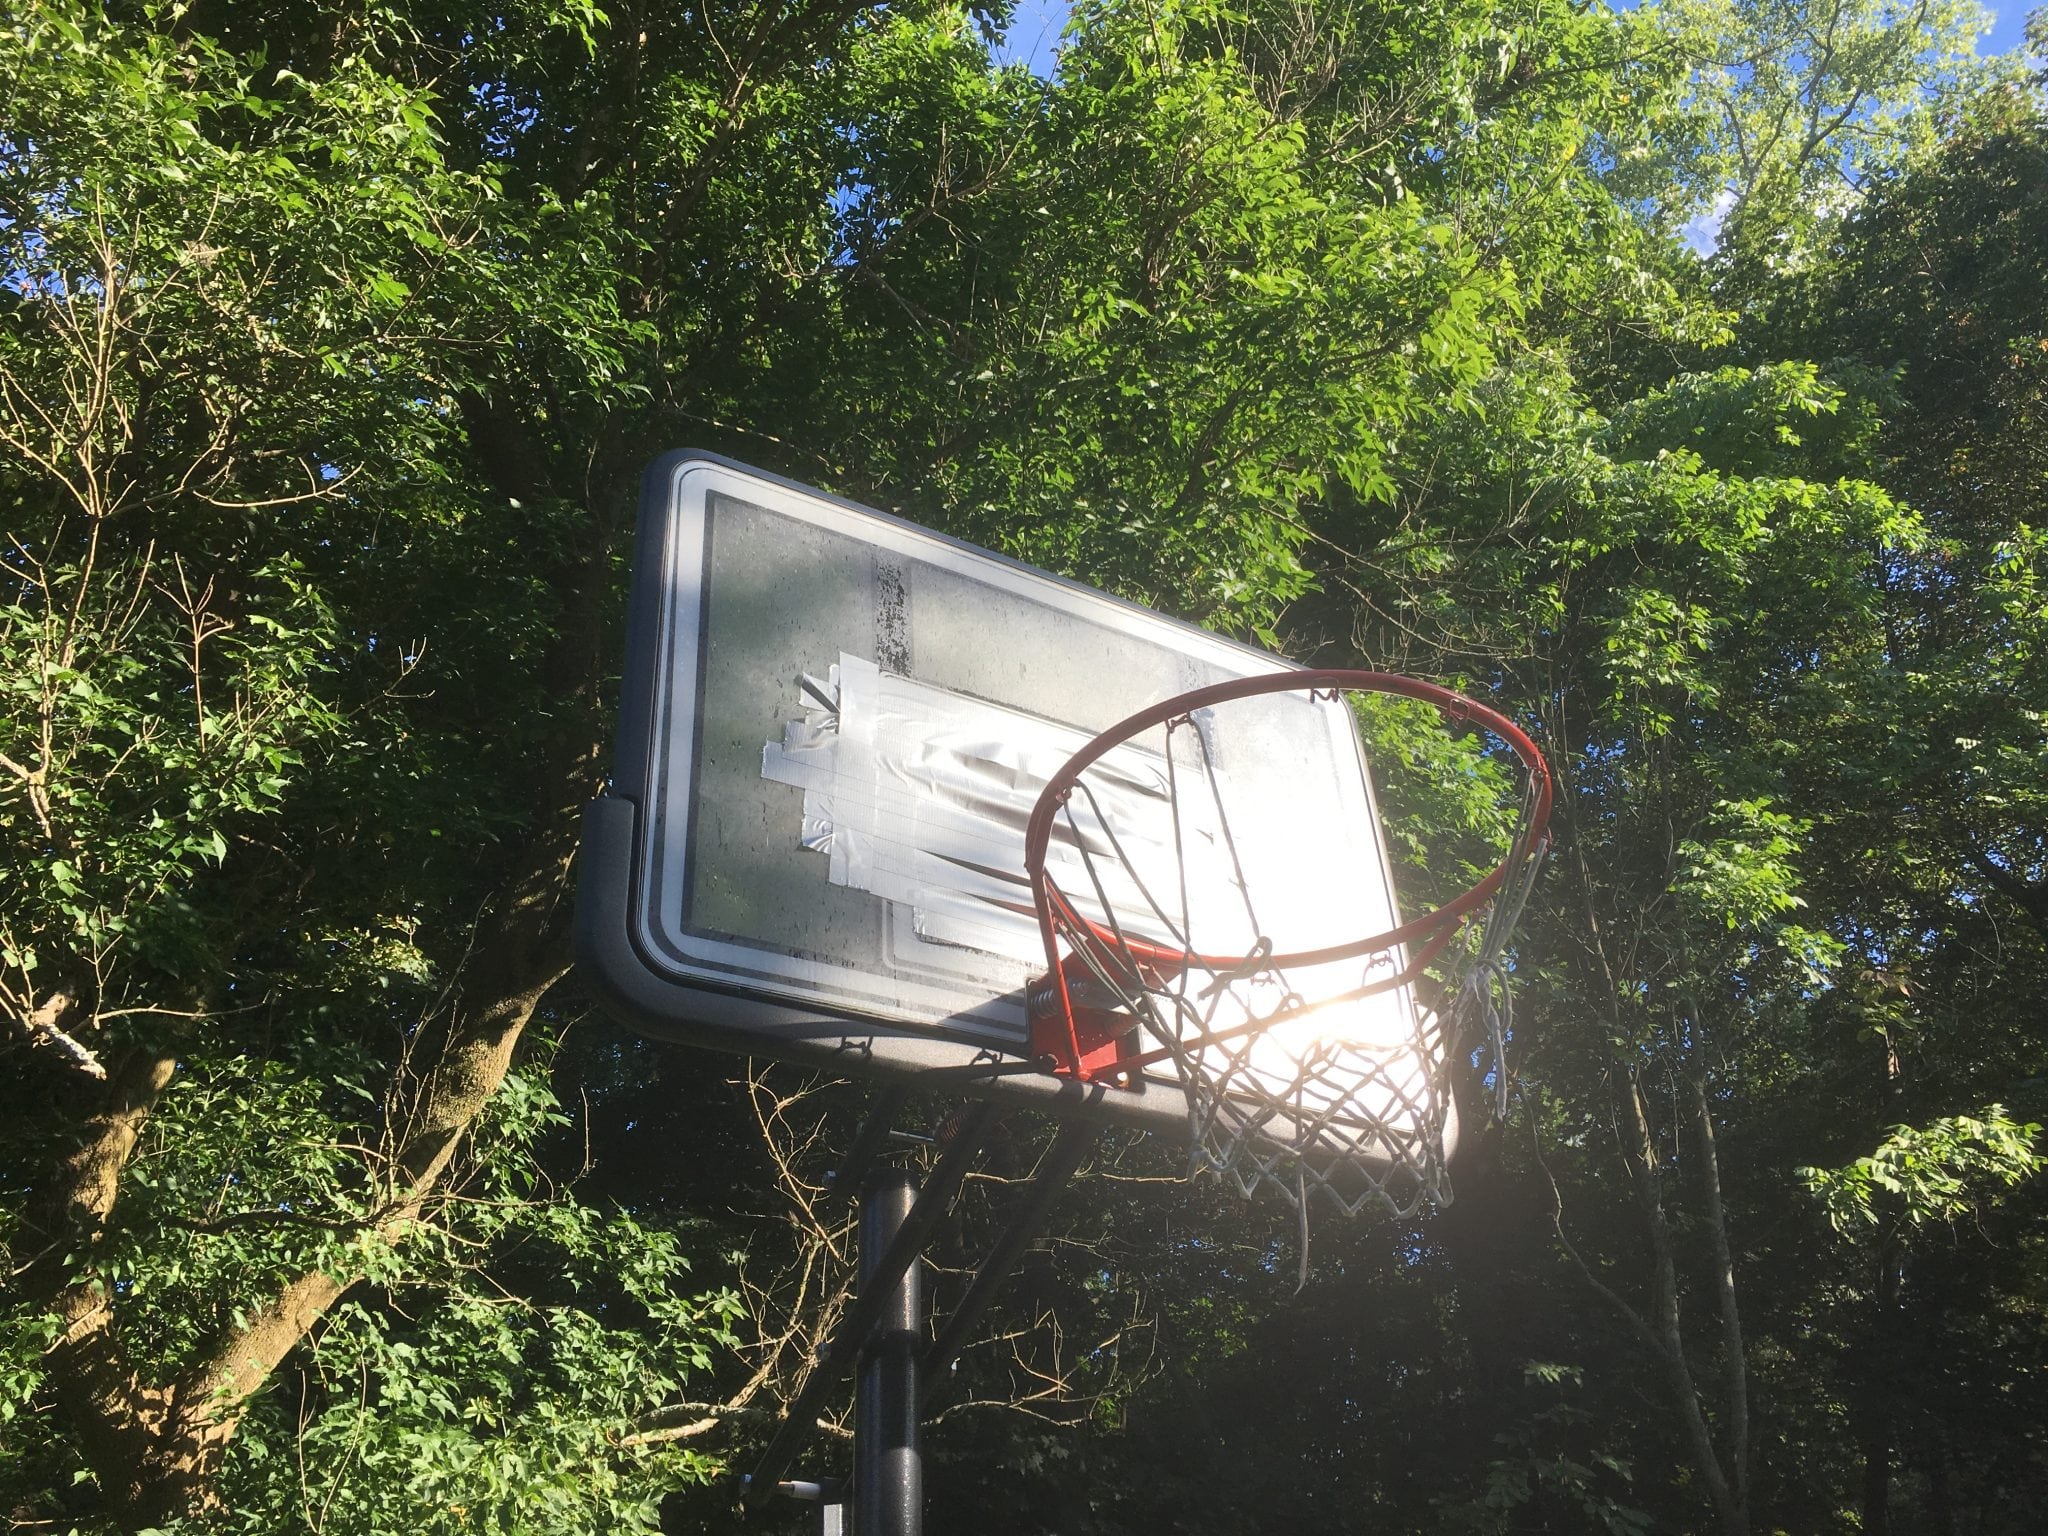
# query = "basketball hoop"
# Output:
<box><xmin>594</xmin><ymin>458</ymin><xmax>1561</xmax><ymax>1524</ymax></box>
<box><xmin>1022</xmin><ymin>670</ymin><xmax>1552</xmax><ymax>1218</ymax></box>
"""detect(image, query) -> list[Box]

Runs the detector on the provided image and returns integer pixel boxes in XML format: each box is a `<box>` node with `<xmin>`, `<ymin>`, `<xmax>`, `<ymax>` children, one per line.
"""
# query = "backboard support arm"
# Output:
<box><xmin>743</xmin><ymin>1099</ymin><xmax>997</xmax><ymax>1510</ymax></box>
<box><xmin>922</xmin><ymin>1119</ymin><xmax>1100</xmax><ymax>1395</ymax></box>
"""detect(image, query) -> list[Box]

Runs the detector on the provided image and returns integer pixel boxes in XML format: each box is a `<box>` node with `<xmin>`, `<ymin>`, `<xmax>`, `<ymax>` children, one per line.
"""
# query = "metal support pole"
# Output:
<box><xmin>825</xmin><ymin>1085</ymin><xmax>910</xmax><ymax>1203</ymax></box>
<box><xmin>855</xmin><ymin>1168</ymin><xmax>921</xmax><ymax>1536</ymax></box>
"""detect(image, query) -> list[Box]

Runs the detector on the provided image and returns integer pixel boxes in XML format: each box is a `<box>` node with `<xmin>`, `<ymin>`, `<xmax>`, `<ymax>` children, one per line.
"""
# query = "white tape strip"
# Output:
<box><xmin>762</xmin><ymin>654</ymin><xmax>1249</xmax><ymax>966</ymax></box>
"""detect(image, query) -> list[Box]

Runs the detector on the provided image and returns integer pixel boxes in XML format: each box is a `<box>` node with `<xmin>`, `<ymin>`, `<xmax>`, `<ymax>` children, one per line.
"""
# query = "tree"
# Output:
<box><xmin>0</xmin><ymin>3</ymin><xmax>739</xmax><ymax>1525</ymax></box>
<box><xmin>1280</xmin><ymin>32</ymin><xmax>2048</xmax><ymax>1517</ymax></box>
<box><xmin>1752</xmin><ymin>66</ymin><xmax>2048</xmax><ymax>1531</ymax></box>
<box><xmin>1620</xmin><ymin>0</ymin><xmax>2001</xmax><ymax>270</ymax></box>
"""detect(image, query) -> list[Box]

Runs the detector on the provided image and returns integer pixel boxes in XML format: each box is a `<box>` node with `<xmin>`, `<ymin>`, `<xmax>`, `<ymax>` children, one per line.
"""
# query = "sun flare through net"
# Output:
<box><xmin>1023</xmin><ymin>671</ymin><xmax>1552</xmax><ymax>1219</ymax></box>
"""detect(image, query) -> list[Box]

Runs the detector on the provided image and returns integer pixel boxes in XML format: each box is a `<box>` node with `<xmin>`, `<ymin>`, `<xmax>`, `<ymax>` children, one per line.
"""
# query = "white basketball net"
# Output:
<box><xmin>1038</xmin><ymin>701</ymin><xmax>1547</xmax><ymax>1221</ymax></box>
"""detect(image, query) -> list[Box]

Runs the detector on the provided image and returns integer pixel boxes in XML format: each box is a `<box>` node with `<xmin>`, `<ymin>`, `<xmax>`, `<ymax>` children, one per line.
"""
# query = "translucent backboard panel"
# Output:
<box><xmin>577</xmin><ymin>452</ymin><xmax>1434</xmax><ymax>1147</ymax></box>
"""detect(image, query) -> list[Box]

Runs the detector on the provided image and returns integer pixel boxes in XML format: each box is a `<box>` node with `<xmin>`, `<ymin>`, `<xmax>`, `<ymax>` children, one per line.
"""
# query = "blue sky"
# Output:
<box><xmin>993</xmin><ymin>0</ymin><xmax>1071</xmax><ymax>75</ymax></box>
<box><xmin>993</xmin><ymin>1</ymin><xmax>2041</xmax><ymax>77</ymax></box>
<box><xmin>1983</xmin><ymin>4</ymin><xmax>2036</xmax><ymax>52</ymax></box>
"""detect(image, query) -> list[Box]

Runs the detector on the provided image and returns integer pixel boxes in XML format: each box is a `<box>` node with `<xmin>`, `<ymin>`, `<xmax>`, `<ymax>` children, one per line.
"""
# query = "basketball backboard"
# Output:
<box><xmin>576</xmin><ymin>452</ymin><xmax>1442</xmax><ymax>1151</ymax></box>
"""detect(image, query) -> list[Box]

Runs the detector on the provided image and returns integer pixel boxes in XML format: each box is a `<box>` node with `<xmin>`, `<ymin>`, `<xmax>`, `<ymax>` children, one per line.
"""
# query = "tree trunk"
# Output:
<box><xmin>1549</xmin><ymin>792</ymin><xmax>1754</xmax><ymax>1536</ymax></box>
<box><xmin>1858</xmin><ymin>1024</ymin><xmax>1909</xmax><ymax>1536</ymax></box>
<box><xmin>1858</xmin><ymin>1401</ymin><xmax>1892</xmax><ymax>1536</ymax></box>
<box><xmin>1691</xmin><ymin>1073</ymin><xmax>1751</xmax><ymax>1514</ymax></box>
<box><xmin>1618</xmin><ymin>1071</ymin><xmax>1751</xmax><ymax>1536</ymax></box>
<box><xmin>1923</xmin><ymin>1432</ymin><xmax>1958</xmax><ymax>1536</ymax></box>
<box><xmin>19</xmin><ymin>1050</ymin><xmax>181</xmax><ymax>1516</ymax></box>
<box><xmin>31</xmin><ymin>511</ymin><xmax>606</xmax><ymax>1518</ymax></box>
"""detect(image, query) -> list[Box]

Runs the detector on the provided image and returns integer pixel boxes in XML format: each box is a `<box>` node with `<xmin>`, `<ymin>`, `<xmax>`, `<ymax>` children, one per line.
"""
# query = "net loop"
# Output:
<box><xmin>1196</xmin><ymin>937</ymin><xmax>1275</xmax><ymax>999</ymax></box>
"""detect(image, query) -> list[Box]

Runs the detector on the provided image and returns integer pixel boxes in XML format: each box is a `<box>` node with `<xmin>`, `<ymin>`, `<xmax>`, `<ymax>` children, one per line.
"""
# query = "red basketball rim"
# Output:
<box><xmin>1023</xmin><ymin>668</ymin><xmax>1552</xmax><ymax>1003</ymax></box>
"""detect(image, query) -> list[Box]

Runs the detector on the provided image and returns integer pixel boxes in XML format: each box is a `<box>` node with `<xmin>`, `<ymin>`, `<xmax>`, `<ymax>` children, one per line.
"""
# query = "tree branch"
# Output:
<box><xmin>16</xmin><ymin>981</ymin><xmax>105</xmax><ymax>1077</ymax></box>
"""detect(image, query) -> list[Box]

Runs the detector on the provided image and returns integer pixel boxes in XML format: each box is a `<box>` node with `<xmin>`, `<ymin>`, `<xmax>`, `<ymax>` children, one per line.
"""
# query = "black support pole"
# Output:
<box><xmin>825</xmin><ymin>1085</ymin><xmax>910</xmax><ymax>1202</ymax></box>
<box><xmin>744</xmin><ymin>1100</ymin><xmax>996</xmax><ymax>1511</ymax></box>
<box><xmin>855</xmin><ymin>1167</ymin><xmax>922</xmax><ymax>1536</ymax></box>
